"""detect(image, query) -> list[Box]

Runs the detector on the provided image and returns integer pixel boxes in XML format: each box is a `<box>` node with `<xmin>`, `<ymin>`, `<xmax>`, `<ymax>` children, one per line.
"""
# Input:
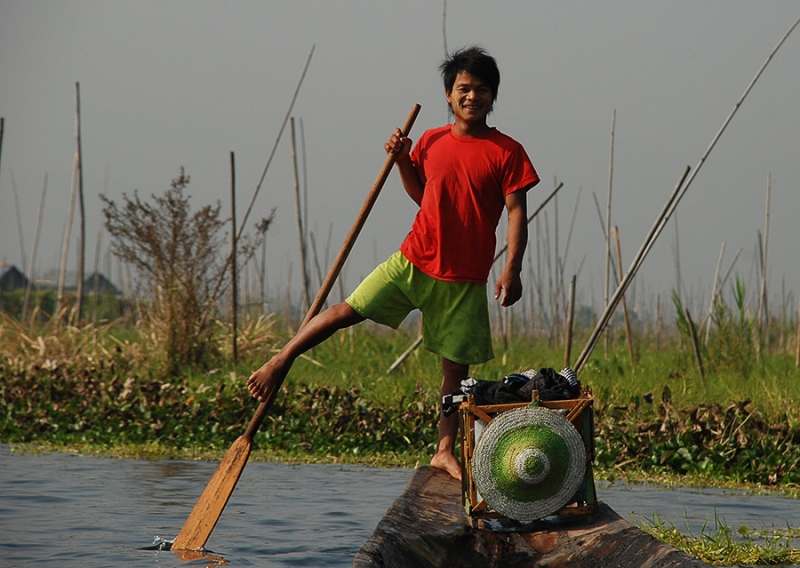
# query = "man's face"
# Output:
<box><xmin>446</xmin><ymin>71</ymin><xmax>494</xmax><ymax>125</ymax></box>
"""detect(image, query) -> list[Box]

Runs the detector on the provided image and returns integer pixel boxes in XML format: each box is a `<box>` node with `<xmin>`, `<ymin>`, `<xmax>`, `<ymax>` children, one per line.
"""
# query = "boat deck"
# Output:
<box><xmin>354</xmin><ymin>466</ymin><xmax>711</xmax><ymax>568</ymax></box>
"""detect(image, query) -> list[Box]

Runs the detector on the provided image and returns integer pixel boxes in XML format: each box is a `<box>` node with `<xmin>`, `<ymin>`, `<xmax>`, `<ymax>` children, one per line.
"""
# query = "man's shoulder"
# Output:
<box><xmin>419</xmin><ymin>124</ymin><xmax>452</xmax><ymax>142</ymax></box>
<box><xmin>486</xmin><ymin>127</ymin><xmax>524</xmax><ymax>148</ymax></box>
<box><xmin>424</xmin><ymin>124</ymin><xmax>452</xmax><ymax>135</ymax></box>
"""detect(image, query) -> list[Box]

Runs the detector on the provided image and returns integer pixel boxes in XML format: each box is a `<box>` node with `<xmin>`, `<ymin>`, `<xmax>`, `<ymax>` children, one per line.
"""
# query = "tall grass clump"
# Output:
<box><xmin>100</xmin><ymin>169</ymin><xmax>231</xmax><ymax>377</ymax></box>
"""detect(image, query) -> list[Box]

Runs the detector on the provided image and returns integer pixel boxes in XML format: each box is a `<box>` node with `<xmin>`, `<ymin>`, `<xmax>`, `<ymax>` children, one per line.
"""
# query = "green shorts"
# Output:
<box><xmin>346</xmin><ymin>251</ymin><xmax>494</xmax><ymax>365</ymax></box>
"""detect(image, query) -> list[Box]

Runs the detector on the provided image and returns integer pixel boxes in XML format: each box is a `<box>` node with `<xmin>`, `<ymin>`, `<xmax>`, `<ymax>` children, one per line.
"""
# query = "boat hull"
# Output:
<box><xmin>354</xmin><ymin>466</ymin><xmax>711</xmax><ymax>568</ymax></box>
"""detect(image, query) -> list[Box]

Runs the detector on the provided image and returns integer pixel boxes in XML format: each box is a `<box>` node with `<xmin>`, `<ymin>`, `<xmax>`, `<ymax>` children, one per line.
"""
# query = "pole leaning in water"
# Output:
<box><xmin>172</xmin><ymin>103</ymin><xmax>421</xmax><ymax>551</ymax></box>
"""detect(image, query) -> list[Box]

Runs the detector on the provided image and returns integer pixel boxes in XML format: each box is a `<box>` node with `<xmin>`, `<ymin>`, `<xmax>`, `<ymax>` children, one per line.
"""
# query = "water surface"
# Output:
<box><xmin>1</xmin><ymin>446</ymin><xmax>798</xmax><ymax>567</ymax></box>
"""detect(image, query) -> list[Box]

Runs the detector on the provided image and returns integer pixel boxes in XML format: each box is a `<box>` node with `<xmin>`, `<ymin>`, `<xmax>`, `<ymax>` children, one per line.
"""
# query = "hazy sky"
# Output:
<box><xmin>1</xmin><ymin>1</ymin><xmax>799</xmax><ymax>320</ymax></box>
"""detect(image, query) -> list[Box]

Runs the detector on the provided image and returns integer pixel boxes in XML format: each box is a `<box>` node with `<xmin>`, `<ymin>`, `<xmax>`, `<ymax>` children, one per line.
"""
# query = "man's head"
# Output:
<box><xmin>440</xmin><ymin>46</ymin><xmax>500</xmax><ymax>103</ymax></box>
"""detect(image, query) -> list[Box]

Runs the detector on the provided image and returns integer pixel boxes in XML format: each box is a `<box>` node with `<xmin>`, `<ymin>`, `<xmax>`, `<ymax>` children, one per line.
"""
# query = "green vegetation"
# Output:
<box><xmin>2</xmin><ymin>306</ymin><xmax>800</xmax><ymax>565</ymax></box>
<box><xmin>640</xmin><ymin>514</ymin><xmax>800</xmax><ymax>566</ymax></box>
<box><xmin>2</xmin><ymin>308</ymin><xmax>799</xmax><ymax>485</ymax></box>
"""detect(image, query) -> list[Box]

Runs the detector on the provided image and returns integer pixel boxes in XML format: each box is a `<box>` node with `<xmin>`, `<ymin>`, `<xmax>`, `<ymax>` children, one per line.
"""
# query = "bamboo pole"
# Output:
<box><xmin>564</xmin><ymin>274</ymin><xmax>576</xmax><ymax>368</ymax></box>
<box><xmin>535</xmin><ymin>216</ymin><xmax>544</xmax><ymax>332</ymax></box>
<box><xmin>300</xmin><ymin>118</ymin><xmax>309</xmax><ymax>250</ymax></box>
<box><xmin>686</xmin><ymin>309</ymin><xmax>705</xmax><ymax>382</ymax></box>
<box><xmin>23</xmin><ymin>173</ymin><xmax>48</xmax><ymax>322</ymax></box>
<box><xmin>290</xmin><ymin>117</ymin><xmax>311</xmax><ymax>315</ymax></box>
<box><xmin>758</xmin><ymin>173</ymin><xmax>771</xmax><ymax>351</ymax></box>
<box><xmin>56</xmin><ymin>152</ymin><xmax>80</xmax><ymax>319</ymax></box>
<box><xmin>243</xmin><ymin>249</ymin><xmax>250</xmax><ymax>320</ymax></box>
<box><xmin>795</xmin><ymin>298</ymin><xmax>799</xmax><ymax>367</ymax></box>
<box><xmin>260</xmin><ymin>227</ymin><xmax>267</xmax><ymax>314</ymax></box>
<box><xmin>780</xmin><ymin>275</ymin><xmax>786</xmax><ymax>353</ymax></box>
<box><xmin>544</xmin><ymin>212</ymin><xmax>555</xmax><ymax>345</ymax></box>
<box><xmin>755</xmin><ymin>231</ymin><xmax>764</xmax><ymax>363</ymax></box>
<box><xmin>603</xmin><ymin>109</ymin><xmax>616</xmax><ymax>357</ymax></box>
<box><xmin>656</xmin><ymin>294</ymin><xmax>663</xmax><ymax>351</ymax></box>
<box><xmin>591</xmin><ymin>191</ymin><xmax>619</xmax><ymax>287</ymax></box>
<box><xmin>703</xmin><ymin>242</ymin><xmax>726</xmax><ymax>344</ymax></box>
<box><xmin>561</xmin><ymin>186</ymin><xmax>582</xmax><ymax>304</ymax></box>
<box><xmin>672</xmin><ymin>212</ymin><xmax>683</xmax><ymax>307</ymax></box>
<box><xmin>614</xmin><ymin>226</ymin><xmax>635</xmax><ymax>366</ymax></box>
<box><xmin>91</xmin><ymin>231</ymin><xmax>101</xmax><ymax>322</ymax></box>
<box><xmin>554</xmin><ymin>181</ymin><xmax>560</xmax><ymax>336</ymax></box>
<box><xmin>309</xmin><ymin>232</ymin><xmax>327</xmax><ymax>311</ymax></box>
<box><xmin>230</xmin><ymin>151</ymin><xmax>238</xmax><ymax>364</ymax></box>
<box><xmin>9</xmin><ymin>172</ymin><xmax>27</xmax><ymax>277</ymax></box>
<box><xmin>75</xmin><ymin>82</ymin><xmax>86</xmax><ymax>324</ymax></box>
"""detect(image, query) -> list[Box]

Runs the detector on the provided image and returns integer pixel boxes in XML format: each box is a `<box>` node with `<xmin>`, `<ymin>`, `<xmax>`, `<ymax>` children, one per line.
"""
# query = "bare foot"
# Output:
<box><xmin>430</xmin><ymin>451</ymin><xmax>462</xmax><ymax>481</ymax></box>
<box><xmin>246</xmin><ymin>357</ymin><xmax>290</xmax><ymax>402</ymax></box>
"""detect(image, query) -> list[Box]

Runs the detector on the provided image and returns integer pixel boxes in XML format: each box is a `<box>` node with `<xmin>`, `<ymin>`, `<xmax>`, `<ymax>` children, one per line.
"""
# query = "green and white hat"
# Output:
<box><xmin>472</xmin><ymin>406</ymin><xmax>586</xmax><ymax>521</ymax></box>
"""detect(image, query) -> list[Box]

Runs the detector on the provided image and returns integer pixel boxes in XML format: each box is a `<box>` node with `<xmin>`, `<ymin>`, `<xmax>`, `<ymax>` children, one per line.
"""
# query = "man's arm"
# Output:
<box><xmin>385</xmin><ymin>128</ymin><xmax>424</xmax><ymax>206</ymax></box>
<box><xmin>494</xmin><ymin>188</ymin><xmax>529</xmax><ymax>307</ymax></box>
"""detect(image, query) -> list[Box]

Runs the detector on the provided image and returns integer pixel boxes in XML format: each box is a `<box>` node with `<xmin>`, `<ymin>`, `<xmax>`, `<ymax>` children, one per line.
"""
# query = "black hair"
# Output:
<box><xmin>439</xmin><ymin>46</ymin><xmax>500</xmax><ymax>101</ymax></box>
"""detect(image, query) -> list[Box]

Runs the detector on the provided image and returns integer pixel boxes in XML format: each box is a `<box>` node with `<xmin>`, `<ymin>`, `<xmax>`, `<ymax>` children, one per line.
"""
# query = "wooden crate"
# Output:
<box><xmin>459</xmin><ymin>387</ymin><xmax>598</xmax><ymax>523</ymax></box>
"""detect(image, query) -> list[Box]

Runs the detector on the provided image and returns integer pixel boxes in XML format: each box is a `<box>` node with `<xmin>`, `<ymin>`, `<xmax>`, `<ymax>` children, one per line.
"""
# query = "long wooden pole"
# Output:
<box><xmin>614</xmin><ymin>226</ymin><xmax>635</xmax><ymax>366</ymax></box>
<box><xmin>172</xmin><ymin>104</ymin><xmax>420</xmax><ymax>552</ymax></box>
<box><xmin>23</xmin><ymin>173</ymin><xmax>48</xmax><ymax>322</ymax></box>
<box><xmin>759</xmin><ymin>173</ymin><xmax>771</xmax><ymax>350</ymax></box>
<box><xmin>564</xmin><ymin>274</ymin><xmax>576</xmax><ymax>368</ymax></box>
<box><xmin>703</xmin><ymin>242</ymin><xmax>726</xmax><ymax>343</ymax></box>
<box><xmin>75</xmin><ymin>82</ymin><xmax>86</xmax><ymax>324</ymax></box>
<box><xmin>603</xmin><ymin>109</ymin><xmax>615</xmax><ymax>357</ymax></box>
<box><xmin>686</xmin><ymin>309</ymin><xmax>705</xmax><ymax>382</ymax></box>
<box><xmin>56</xmin><ymin>153</ymin><xmax>79</xmax><ymax>319</ymax></box>
<box><xmin>291</xmin><ymin>117</ymin><xmax>311</xmax><ymax>314</ymax></box>
<box><xmin>230</xmin><ymin>151</ymin><xmax>238</xmax><ymax>364</ymax></box>
<box><xmin>795</xmin><ymin>298</ymin><xmax>799</xmax><ymax>368</ymax></box>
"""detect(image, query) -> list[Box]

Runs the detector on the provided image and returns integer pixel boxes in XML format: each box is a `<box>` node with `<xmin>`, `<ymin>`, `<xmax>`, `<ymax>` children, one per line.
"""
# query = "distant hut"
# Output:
<box><xmin>34</xmin><ymin>269</ymin><xmax>121</xmax><ymax>296</ymax></box>
<box><xmin>83</xmin><ymin>272</ymin><xmax>121</xmax><ymax>296</ymax></box>
<box><xmin>0</xmin><ymin>264</ymin><xmax>29</xmax><ymax>292</ymax></box>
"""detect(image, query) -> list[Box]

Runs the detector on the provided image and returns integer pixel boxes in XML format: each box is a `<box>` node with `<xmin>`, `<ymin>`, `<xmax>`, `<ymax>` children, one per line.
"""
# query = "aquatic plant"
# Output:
<box><xmin>640</xmin><ymin>513</ymin><xmax>800</xmax><ymax>566</ymax></box>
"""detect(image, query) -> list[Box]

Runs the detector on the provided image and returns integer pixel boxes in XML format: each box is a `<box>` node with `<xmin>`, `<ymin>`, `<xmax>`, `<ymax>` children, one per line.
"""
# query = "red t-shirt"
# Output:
<box><xmin>400</xmin><ymin>125</ymin><xmax>540</xmax><ymax>283</ymax></box>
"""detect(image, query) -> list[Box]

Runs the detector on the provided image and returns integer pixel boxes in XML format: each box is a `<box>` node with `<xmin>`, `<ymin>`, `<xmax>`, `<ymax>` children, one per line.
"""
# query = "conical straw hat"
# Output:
<box><xmin>472</xmin><ymin>406</ymin><xmax>586</xmax><ymax>521</ymax></box>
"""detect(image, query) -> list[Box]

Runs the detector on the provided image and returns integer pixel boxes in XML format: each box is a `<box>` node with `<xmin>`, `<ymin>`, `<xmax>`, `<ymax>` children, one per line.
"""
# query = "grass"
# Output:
<box><xmin>640</xmin><ymin>513</ymin><xmax>800</xmax><ymax>566</ymax></box>
<box><xmin>3</xmin><ymin>309</ymin><xmax>800</xmax><ymax>565</ymax></box>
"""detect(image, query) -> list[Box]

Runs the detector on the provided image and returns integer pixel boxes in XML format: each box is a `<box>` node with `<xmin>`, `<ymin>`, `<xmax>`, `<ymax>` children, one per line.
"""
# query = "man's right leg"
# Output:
<box><xmin>247</xmin><ymin>302</ymin><xmax>365</xmax><ymax>402</ymax></box>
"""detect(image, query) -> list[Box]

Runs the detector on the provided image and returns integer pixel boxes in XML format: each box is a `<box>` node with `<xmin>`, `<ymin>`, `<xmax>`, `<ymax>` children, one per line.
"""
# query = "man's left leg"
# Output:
<box><xmin>430</xmin><ymin>357</ymin><xmax>468</xmax><ymax>480</ymax></box>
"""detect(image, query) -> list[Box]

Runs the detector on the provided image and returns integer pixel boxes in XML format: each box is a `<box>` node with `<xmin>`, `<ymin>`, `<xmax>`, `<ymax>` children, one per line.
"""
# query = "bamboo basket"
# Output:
<box><xmin>459</xmin><ymin>386</ymin><xmax>598</xmax><ymax>524</ymax></box>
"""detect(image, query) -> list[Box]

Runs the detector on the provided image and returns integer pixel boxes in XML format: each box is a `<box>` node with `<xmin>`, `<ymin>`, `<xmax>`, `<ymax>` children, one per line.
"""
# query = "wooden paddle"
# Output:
<box><xmin>172</xmin><ymin>103</ymin><xmax>421</xmax><ymax>551</ymax></box>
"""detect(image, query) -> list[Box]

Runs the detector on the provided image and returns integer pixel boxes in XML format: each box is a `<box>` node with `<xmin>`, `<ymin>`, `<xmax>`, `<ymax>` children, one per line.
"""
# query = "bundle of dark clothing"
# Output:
<box><xmin>442</xmin><ymin>367</ymin><xmax>580</xmax><ymax>417</ymax></box>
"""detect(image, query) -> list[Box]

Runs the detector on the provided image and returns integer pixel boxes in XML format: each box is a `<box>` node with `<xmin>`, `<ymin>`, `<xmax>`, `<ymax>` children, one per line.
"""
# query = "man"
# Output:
<box><xmin>248</xmin><ymin>46</ymin><xmax>539</xmax><ymax>480</ymax></box>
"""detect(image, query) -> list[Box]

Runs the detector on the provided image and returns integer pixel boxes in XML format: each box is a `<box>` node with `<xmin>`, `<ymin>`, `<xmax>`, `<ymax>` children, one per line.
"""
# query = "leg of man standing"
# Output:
<box><xmin>430</xmin><ymin>357</ymin><xmax>468</xmax><ymax>480</ymax></box>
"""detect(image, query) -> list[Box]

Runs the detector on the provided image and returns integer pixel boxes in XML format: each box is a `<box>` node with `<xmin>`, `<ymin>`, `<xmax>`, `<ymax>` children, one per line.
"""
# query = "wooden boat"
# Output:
<box><xmin>353</xmin><ymin>466</ymin><xmax>712</xmax><ymax>568</ymax></box>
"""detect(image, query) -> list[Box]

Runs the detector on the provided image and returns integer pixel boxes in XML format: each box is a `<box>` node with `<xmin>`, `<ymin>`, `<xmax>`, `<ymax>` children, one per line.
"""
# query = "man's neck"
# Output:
<box><xmin>452</xmin><ymin>120</ymin><xmax>491</xmax><ymax>137</ymax></box>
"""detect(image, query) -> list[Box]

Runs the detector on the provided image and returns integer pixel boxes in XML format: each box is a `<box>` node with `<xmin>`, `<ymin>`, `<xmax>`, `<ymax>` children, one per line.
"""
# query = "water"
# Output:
<box><xmin>1</xmin><ymin>445</ymin><xmax>798</xmax><ymax>567</ymax></box>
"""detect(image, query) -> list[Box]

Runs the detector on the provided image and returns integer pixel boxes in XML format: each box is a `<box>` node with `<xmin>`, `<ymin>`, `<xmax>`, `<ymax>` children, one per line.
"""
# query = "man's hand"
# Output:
<box><xmin>385</xmin><ymin>127</ymin><xmax>424</xmax><ymax>205</ymax></box>
<box><xmin>494</xmin><ymin>269</ymin><xmax>523</xmax><ymax>307</ymax></box>
<box><xmin>384</xmin><ymin>128</ymin><xmax>412</xmax><ymax>160</ymax></box>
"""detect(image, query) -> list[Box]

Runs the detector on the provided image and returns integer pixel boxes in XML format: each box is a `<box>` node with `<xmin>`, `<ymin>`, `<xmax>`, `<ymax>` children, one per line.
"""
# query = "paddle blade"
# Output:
<box><xmin>172</xmin><ymin>435</ymin><xmax>252</xmax><ymax>551</ymax></box>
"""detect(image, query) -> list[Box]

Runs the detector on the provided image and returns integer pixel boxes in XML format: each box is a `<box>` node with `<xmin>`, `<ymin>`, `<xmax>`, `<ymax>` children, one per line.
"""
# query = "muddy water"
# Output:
<box><xmin>1</xmin><ymin>446</ymin><xmax>798</xmax><ymax>567</ymax></box>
